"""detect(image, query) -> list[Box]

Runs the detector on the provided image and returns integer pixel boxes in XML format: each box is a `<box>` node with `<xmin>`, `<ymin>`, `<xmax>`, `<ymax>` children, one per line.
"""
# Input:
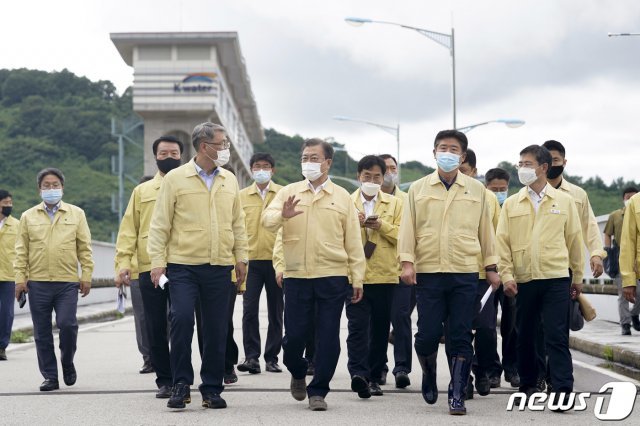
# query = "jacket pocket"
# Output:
<box><xmin>452</xmin><ymin>233</ymin><xmax>481</xmax><ymax>265</ymax></box>
<box><xmin>176</xmin><ymin>227</ymin><xmax>206</xmax><ymax>259</ymax></box>
<box><xmin>415</xmin><ymin>231</ymin><xmax>439</xmax><ymax>264</ymax></box>
<box><xmin>282</xmin><ymin>236</ymin><xmax>303</xmax><ymax>271</ymax></box>
<box><xmin>512</xmin><ymin>245</ymin><xmax>528</xmax><ymax>276</ymax></box>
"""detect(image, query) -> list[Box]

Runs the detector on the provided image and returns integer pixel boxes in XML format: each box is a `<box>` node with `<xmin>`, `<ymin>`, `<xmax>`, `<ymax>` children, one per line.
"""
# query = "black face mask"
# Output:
<box><xmin>547</xmin><ymin>165</ymin><xmax>564</xmax><ymax>179</ymax></box>
<box><xmin>1</xmin><ymin>206</ymin><xmax>12</xmax><ymax>217</ymax></box>
<box><xmin>156</xmin><ymin>158</ymin><xmax>181</xmax><ymax>174</ymax></box>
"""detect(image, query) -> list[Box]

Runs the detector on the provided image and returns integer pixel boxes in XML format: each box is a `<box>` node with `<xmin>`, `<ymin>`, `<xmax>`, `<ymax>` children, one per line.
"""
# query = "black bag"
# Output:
<box><xmin>570</xmin><ymin>300</ymin><xmax>584</xmax><ymax>331</ymax></box>
<box><xmin>604</xmin><ymin>245</ymin><xmax>620</xmax><ymax>278</ymax></box>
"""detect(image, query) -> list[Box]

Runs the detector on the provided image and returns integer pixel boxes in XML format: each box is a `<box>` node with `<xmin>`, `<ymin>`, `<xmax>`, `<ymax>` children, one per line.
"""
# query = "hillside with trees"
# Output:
<box><xmin>0</xmin><ymin>68</ymin><xmax>635</xmax><ymax>242</ymax></box>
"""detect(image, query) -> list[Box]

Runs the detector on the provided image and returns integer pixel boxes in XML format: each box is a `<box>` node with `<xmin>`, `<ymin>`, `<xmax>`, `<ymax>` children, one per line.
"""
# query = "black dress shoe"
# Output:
<box><xmin>489</xmin><ymin>375</ymin><xmax>501</xmax><ymax>389</ymax></box>
<box><xmin>0</xmin><ymin>348</ymin><xmax>7</xmax><ymax>361</ymax></box>
<box><xmin>40</xmin><ymin>379</ymin><xmax>59</xmax><ymax>392</ymax></box>
<box><xmin>395</xmin><ymin>371</ymin><xmax>411</xmax><ymax>389</ymax></box>
<box><xmin>202</xmin><ymin>393</ymin><xmax>227</xmax><ymax>409</ymax></box>
<box><xmin>62</xmin><ymin>364</ymin><xmax>77</xmax><ymax>386</ymax></box>
<box><xmin>632</xmin><ymin>316</ymin><xmax>640</xmax><ymax>331</ymax></box>
<box><xmin>167</xmin><ymin>382</ymin><xmax>191</xmax><ymax>409</ymax></box>
<box><xmin>509</xmin><ymin>373</ymin><xmax>521</xmax><ymax>388</ymax></box>
<box><xmin>237</xmin><ymin>358</ymin><xmax>261</xmax><ymax>374</ymax></box>
<box><xmin>351</xmin><ymin>375</ymin><xmax>371</xmax><ymax>399</ymax></box>
<box><xmin>224</xmin><ymin>368</ymin><xmax>238</xmax><ymax>384</ymax></box>
<box><xmin>475</xmin><ymin>376</ymin><xmax>491</xmax><ymax>396</ymax></box>
<box><xmin>156</xmin><ymin>385</ymin><xmax>172</xmax><ymax>398</ymax></box>
<box><xmin>265</xmin><ymin>361</ymin><xmax>282</xmax><ymax>373</ymax></box>
<box><xmin>369</xmin><ymin>382</ymin><xmax>383</xmax><ymax>396</ymax></box>
<box><xmin>306</xmin><ymin>360</ymin><xmax>315</xmax><ymax>376</ymax></box>
<box><xmin>139</xmin><ymin>362</ymin><xmax>154</xmax><ymax>374</ymax></box>
<box><xmin>379</xmin><ymin>371</ymin><xmax>387</xmax><ymax>386</ymax></box>
<box><xmin>622</xmin><ymin>324</ymin><xmax>632</xmax><ymax>335</ymax></box>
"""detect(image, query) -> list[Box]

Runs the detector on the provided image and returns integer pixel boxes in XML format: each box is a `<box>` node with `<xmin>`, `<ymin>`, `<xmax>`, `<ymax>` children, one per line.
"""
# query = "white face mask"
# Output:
<box><xmin>518</xmin><ymin>167</ymin><xmax>538</xmax><ymax>186</ymax></box>
<box><xmin>383</xmin><ymin>172</ymin><xmax>398</xmax><ymax>187</ymax></box>
<box><xmin>301</xmin><ymin>162</ymin><xmax>323</xmax><ymax>181</ymax></box>
<box><xmin>361</xmin><ymin>182</ymin><xmax>381</xmax><ymax>197</ymax></box>
<box><xmin>213</xmin><ymin>148</ymin><xmax>230</xmax><ymax>167</ymax></box>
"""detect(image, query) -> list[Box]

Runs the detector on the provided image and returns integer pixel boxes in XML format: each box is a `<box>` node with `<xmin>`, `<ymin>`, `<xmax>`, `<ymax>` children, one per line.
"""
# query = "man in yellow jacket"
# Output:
<box><xmin>115</xmin><ymin>136</ymin><xmax>184</xmax><ymax>398</ymax></box>
<box><xmin>346</xmin><ymin>155</ymin><xmax>403</xmax><ymax>399</ymax></box>
<box><xmin>398</xmin><ymin>130</ymin><xmax>500</xmax><ymax>416</ymax></box>
<box><xmin>620</xmin><ymin>193</ymin><xmax>640</xmax><ymax>306</ymax></box>
<box><xmin>147</xmin><ymin>122</ymin><xmax>248</xmax><ymax>410</ymax></box>
<box><xmin>458</xmin><ymin>150</ymin><xmax>503</xmax><ymax>397</ymax></box>
<box><xmin>497</xmin><ymin>145</ymin><xmax>584</xmax><ymax>407</ymax></box>
<box><xmin>0</xmin><ymin>189</ymin><xmax>18</xmax><ymax>361</ymax></box>
<box><xmin>262</xmin><ymin>138</ymin><xmax>366</xmax><ymax>411</ymax></box>
<box><xmin>379</xmin><ymin>154</ymin><xmax>413</xmax><ymax>388</ymax></box>
<box><xmin>14</xmin><ymin>168</ymin><xmax>94</xmax><ymax>392</ymax></box>
<box><xmin>238</xmin><ymin>152</ymin><xmax>284</xmax><ymax>375</ymax></box>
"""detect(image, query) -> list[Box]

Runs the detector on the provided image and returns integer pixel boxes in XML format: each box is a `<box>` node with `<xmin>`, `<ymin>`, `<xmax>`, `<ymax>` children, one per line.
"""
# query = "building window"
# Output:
<box><xmin>177</xmin><ymin>46</ymin><xmax>211</xmax><ymax>60</ymax></box>
<box><xmin>137</xmin><ymin>46</ymin><xmax>172</xmax><ymax>61</ymax></box>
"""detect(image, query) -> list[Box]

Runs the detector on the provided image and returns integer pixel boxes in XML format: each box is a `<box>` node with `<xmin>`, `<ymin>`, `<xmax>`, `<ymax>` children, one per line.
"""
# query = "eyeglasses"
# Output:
<box><xmin>251</xmin><ymin>165</ymin><xmax>273</xmax><ymax>171</ymax></box>
<box><xmin>301</xmin><ymin>156</ymin><xmax>325</xmax><ymax>163</ymax></box>
<box><xmin>205</xmin><ymin>140</ymin><xmax>231</xmax><ymax>151</ymax></box>
<box><xmin>516</xmin><ymin>163</ymin><xmax>539</xmax><ymax>169</ymax></box>
<box><xmin>41</xmin><ymin>183</ymin><xmax>62</xmax><ymax>190</ymax></box>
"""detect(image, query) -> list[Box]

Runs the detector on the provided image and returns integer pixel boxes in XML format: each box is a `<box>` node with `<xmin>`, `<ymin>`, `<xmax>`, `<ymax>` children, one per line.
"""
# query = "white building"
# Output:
<box><xmin>110</xmin><ymin>32</ymin><xmax>264</xmax><ymax>186</ymax></box>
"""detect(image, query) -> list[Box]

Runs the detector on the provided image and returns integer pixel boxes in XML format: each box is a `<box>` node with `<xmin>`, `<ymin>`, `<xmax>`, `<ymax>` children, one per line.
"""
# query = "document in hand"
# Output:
<box><xmin>159</xmin><ymin>274</ymin><xmax>169</xmax><ymax>290</ymax></box>
<box><xmin>116</xmin><ymin>286</ymin><xmax>127</xmax><ymax>314</ymax></box>
<box><xmin>479</xmin><ymin>286</ymin><xmax>493</xmax><ymax>312</ymax></box>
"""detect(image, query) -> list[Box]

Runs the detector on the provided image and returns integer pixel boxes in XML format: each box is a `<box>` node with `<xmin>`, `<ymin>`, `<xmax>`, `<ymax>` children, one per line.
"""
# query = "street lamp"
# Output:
<box><xmin>608</xmin><ymin>32</ymin><xmax>640</xmax><ymax>37</ymax></box>
<box><xmin>345</xmin><ymin>16</ymin><xmax>457</xmax><ymax>128</ymax></box>
<box><xmin>456</xmin><ymin>119</ymin><xmax>525</xmax><ymax>134</ymax></box>
<box><xmin>333</xmin><ymin>115</ymin><xmax>401</xmax><ymax>181</ymax></box>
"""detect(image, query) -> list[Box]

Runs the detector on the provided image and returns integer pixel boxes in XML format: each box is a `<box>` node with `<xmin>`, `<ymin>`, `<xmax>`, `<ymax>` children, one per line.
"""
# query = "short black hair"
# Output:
<box><xmin>301</xmin><ymin>138</ymin><xmax>334</xmax><ymax>160</ymax></box>
<box><xmin>542</xmin><ymin>140</ymin><xmax>565</xmax><ymax>158</ymax></box>
<box><xmin>36</xmin><ymin>168</ymin><xmax>65</xmax><ymax>188</ymax></box>
<box><xmin>379</xmin><ymin>154</ymin><xmax>398</xmax><ymax>165</ymax></box>
<box><xmin>434</xmin><ymin>130</ymin><xmax>468</xmax><ymax>152</ymax></box>
<box><xmin>250</xmin><ymin>152</ymin><xmax>275</xmax><ymax>168</ymax></box>
<box><xmin>357</xmin><ymin>155</ymin><xmax>387</xmax><ymax>175</ymax></box>
<box><xmin>623</xmin><ymin>186</ymin><xmax>639</xmax><ymax>198</ymax></box>
<box><xmin>0</xmin><ymin>189</ymin><xmax>12</xmax><ymax>202</ymax></box>
<box><xmin>485</xmin><ymin>168</ymin><xmax>510</xmax><ymax>184</ymax></box>
<box><xmin>152</xmin><ymin>135</ymin><xmax>184</xmax><ymax>156</ymax></box>
<box><xmin>520</xmin><ymin>145</ymin><xmax>552</xmax><ymax>169</ymax></box>
<box><xmin>462</xmin><ymin>148</ymin><xmax>476</xmax><ymax>168</ymax></box>
<box><xmin>139</xmin><ymin>175</ymin><xmax>154</xmax><ymax>184</ymax></box>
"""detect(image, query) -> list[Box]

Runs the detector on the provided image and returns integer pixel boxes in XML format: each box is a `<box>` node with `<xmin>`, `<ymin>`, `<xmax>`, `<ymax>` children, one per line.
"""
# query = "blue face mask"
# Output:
<box><xmin>495</xmin><ymin>191</ymin><xmax>508</xmax><ymax>205</ymax></box>
<box><xmin>252</xmin><ymin>170</ymin><xmax>271</xmax><ymax>184</ymax></box>
<box><xmin>435</xmin><ymin>152</ymin><xmax>461</xmax><ymax>173</ymax></box>
<box><xmin>41</xmin><ymin>189</ymin><xmax>63</xmax><ymax>205</ymax></box>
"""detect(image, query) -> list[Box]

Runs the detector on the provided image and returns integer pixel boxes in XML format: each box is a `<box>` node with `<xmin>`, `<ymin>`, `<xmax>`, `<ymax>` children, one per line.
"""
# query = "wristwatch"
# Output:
<box><xmin>485</xmin><ymin>266</ymin><xmax>498</xmax><ymax>273</ymax></box>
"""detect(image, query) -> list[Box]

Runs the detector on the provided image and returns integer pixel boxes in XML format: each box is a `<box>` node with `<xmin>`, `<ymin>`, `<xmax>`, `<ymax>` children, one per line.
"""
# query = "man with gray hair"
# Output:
<box><xmin>148</xmin><ymin>122</ymin><xmax>248</xmax><ymax>410</ymax></box>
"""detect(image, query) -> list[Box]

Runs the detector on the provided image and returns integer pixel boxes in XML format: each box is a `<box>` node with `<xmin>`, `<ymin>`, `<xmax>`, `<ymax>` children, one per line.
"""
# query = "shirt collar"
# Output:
<box><xmin>307</xmin><ymin>178</ymin><xmax>331</xmax><ymax>193</ymax></box>
<box><xmin>42</xmin><ymin>201</ymin><xmax>62</xmax><ymax>213</ymax></box>
<box><xmin>360</xmin><ymin>190</ymin><xmax>378</xmax><ymax>205</ymax></box>
<box><xmin>193</xmin><ymin>161</ymin><xmax>220</xmax><ymax>178</ymax></box>
<box><xmin>527</xmin><ymin>183</ymin><xmax>548</xmax><ymax>198</ymax></box>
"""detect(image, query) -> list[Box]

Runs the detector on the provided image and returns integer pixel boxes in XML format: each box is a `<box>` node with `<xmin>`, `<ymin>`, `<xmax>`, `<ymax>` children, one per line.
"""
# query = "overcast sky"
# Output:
<box><xmin>2</xmin><ymin>0</ymin><xmax>639</xmax><ymax>182</ymax></box>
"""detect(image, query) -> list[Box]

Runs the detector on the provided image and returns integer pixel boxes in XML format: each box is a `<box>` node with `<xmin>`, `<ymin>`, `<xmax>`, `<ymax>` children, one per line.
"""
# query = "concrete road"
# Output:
<box><xmin>1</xmin><ymin>300</ymin><xmax>639</xmax><ymax>425</ymax></box>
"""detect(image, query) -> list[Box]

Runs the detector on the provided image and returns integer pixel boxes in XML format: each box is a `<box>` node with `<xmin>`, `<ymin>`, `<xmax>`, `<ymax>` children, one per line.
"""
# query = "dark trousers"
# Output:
<box><xmin>242</xmin><ymin>260</ymin><xmax>283</xmax><ymax>363</ymax></box>
<box><xmin>283</xmin><ymin>276</ymin><xmax>349</xmax><ymax>397</ymax></box>
<box><xmin>471</xmin><ymin>280</ymin><xmax>499</xmax><ymax>379</ymax></box>
<box><xmin>168</xmin><ymin>263</ymin><xmax>233</xmax><ymax>394</ymax></box>
<box><xmin>346</xmin><ymin>284</ymin><xmax>395</xmax><ymax>381</ymax></box>
<box><xmin>304</xmin><ymin>313</ymin><xmax>315</xmax><ymax>362</ymax></box>
<box><xmin>28</xmin><ymin>281</ymin><xmax>78</xmax><ymax>380</ymax></box>
<box><xmin>129</xmin><ymin>279</ymin><xmax>151</xmax><ymax>363</ymax></box>
<box><xmin>388</xmin><ymin>280</ymin><xmax>415</xmax><ymax>374</ymax></box>
<box><xmin>516</xmin><ymin>278</ymin><xmax>573</xmax><ymax>391</ymax></box>
<box><xmin>494</xmin><ymin>286</ymin><xmax>517</xmax><ymax>377</ymax></box>
<box><xmin>139</xmin><ymin>272</ymin><xmax>172</xmax><ymax>388</ymax></box>
<box><xmin>196</xmin><ymin>283</ymin><xmax>239</xmax><ymax>373</ymax></box>
<box><xmin>415</xmin><ymin>273</ymin><xmax>476</xmax><ymax>360</ymax></box>
<box><xmin>0</xmin><ymin>281</ymin><xmax>15</xmax><ymax>349</ymax></box>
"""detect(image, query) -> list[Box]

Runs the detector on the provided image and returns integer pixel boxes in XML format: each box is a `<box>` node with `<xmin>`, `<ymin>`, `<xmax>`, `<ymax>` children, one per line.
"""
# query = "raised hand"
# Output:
<box><xmin>282</xmin><ymin>195</ymin><xmax>303</xmax><ymax>219</ymax></box>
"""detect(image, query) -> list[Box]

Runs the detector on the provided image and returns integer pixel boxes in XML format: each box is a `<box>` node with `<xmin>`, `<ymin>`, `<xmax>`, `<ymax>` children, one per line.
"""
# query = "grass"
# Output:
<box><xmin>10</xmin><ymin>330</ymin><xmax>32</xmax><ymax>344</ymax></box>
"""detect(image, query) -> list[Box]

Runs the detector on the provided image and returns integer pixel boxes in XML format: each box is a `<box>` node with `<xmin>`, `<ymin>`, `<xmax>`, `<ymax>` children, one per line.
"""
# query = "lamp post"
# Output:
<box><xmin>345</xmin><ymin>16</ymin><xmax>457</xmax><ymax>128</ymax></box>
<box><xmin>456</xmin><ymin>118</ymin><xmax>525</xmax><ymax>133</ymax></box>
<box><xmin>333</xmin><ymin>115</ymin><xmax>401</xmax><ymax>181</ymax></box>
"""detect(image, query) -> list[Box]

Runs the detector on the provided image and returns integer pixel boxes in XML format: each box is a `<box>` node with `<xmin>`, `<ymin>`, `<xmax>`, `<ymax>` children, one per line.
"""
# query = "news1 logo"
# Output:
<box><xmin>506</xmin><ymin>382</ymin><xmax>637</xmax><ymax>420</ymax></box>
